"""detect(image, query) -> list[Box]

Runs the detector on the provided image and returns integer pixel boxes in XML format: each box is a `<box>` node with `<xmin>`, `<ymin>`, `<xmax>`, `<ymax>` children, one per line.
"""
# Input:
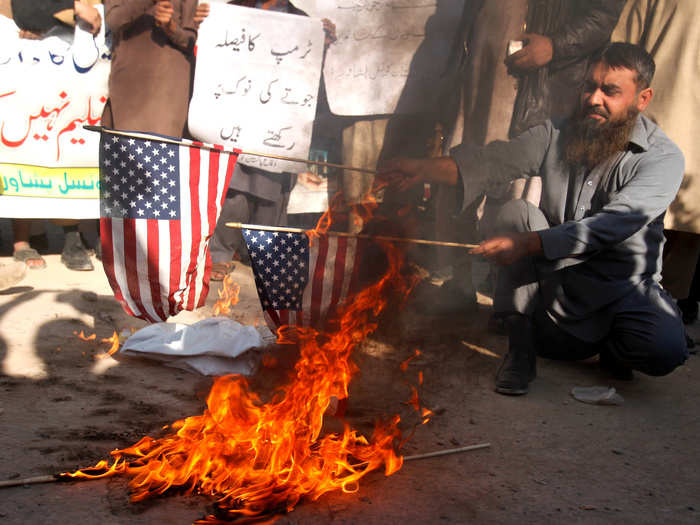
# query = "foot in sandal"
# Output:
<box><xmin>13</xmin><ymin>242</ymin><xmax>46</xmax><ymax>270</ymax></box>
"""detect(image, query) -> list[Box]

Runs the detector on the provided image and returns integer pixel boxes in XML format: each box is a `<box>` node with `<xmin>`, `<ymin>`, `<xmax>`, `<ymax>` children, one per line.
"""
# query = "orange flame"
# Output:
<box><xmin>399</xmin><ymin>349</ymin><xmax>421</xmax><ymax>371</ymax></box>
<box><xmin>75</xmin><ymin>330</ymin><xmax>96</xmax><ymax>341</ymax></box>
<box><xmin>65</xmin><ymin>203</ymin><xmax>421</xmax><ymax>520</ymax></box>
<box><xmin>95</xmin><ymin>331</ymin><xmax>120</xmax><ymax>359</ymax></box>
<box><xmin>212</xmin><ymin>274</ymin><xmax>241</xmax><ymax>317</ymax></box>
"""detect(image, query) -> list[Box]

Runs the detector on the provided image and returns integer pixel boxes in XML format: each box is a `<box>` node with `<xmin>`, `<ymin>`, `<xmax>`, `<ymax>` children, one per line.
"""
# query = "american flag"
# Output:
<box><xmin>241</xmin><ymin>228</ymin><xmax>363</xmax><ymax>331</ymax></box>
<box><xmin>99</xmin><ymin>130</ymin><xmax>239</xmax><ymax>322</ymax></box>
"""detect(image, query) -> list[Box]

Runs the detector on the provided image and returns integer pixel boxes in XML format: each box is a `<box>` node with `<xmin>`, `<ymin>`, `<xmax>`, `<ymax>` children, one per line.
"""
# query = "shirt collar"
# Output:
<box><xmin>628</xmin><ymin>114</ymin><xmax>650</xmax><ymax>152</ymax></box>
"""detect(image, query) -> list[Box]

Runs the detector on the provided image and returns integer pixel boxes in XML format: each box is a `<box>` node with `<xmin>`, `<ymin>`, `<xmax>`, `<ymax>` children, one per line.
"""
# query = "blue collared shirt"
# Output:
<box><xmin>451</xmin><ymin>114</ymin><xmax>684</xmax><ymax>339</ymax></box>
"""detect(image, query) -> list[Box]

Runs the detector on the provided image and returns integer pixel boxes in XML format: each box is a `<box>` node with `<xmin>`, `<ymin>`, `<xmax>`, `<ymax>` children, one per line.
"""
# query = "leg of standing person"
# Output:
<box><xmin>209</xmin><ymin>191</ymin><xmax>251</xmax><ymax>281</ymax></box>
<box><xmin>12</xmin><ymin>219</ymin><xmax>46</xmax><ymax>269</ymax></box>
<box><xmin>54</xmin><ymin>219</ymin><xmax>93</xmax><ymax>271</ymax></box>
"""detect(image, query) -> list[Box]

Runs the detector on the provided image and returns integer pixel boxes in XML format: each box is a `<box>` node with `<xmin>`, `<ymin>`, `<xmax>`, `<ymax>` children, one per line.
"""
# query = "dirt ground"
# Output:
<box><xmin>0</xmin><ymin>224</ymin><xmax>698</xmax><ymax>524</ymax></box>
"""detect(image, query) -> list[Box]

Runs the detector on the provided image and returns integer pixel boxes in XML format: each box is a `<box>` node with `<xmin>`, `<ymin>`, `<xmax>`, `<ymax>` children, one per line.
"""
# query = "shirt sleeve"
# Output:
<box><xmin>165</xmin><ymin>0</ymin><xmax>196</xmax><ymax>52</ymax></box>
<box><xmin>103</xmin><ymin>0</ymin><xmax>154</xmax><ymax>33</ymax></box>
<box><xmin>449</xmin><ymin>122</ymin><xmax>552</xmax><ymax>212</ymax></box>
<box><xmin>550</xmin><ymin>0</ymin><xmax>626</xmax><ymax>64</ymax></box>
<box><xmin>538</xmin><ymin>148</ymin><xmax>685</xmax><ymax>261</ymax></box>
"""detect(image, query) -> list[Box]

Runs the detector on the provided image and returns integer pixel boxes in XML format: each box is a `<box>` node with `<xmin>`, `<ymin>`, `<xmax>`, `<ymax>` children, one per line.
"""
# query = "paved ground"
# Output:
<box><xmin>0</xmin><ymin>223</ymin><xmax>698</xmax><ymax>524</ymax></box>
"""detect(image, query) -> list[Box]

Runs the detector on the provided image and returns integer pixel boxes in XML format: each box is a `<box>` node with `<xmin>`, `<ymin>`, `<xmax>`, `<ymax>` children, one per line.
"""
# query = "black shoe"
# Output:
<box><xmin>599</xmin><ymin>350</ymin><xmax>634</xmax><ymax>381</ymax></box>
<box><xmin>677</xmin><ymin>298</ymin><xmax>698</xmax><ymax>325</ymax></box>
<box><xmin>495</xmin><ymin>314</ymin><xmax>536</xmax><ymax>395</ymax></box>
<box><xmin>61</xmin><ymin>231</ymin><xmax>94</xmax><ymax>271</ymax></box>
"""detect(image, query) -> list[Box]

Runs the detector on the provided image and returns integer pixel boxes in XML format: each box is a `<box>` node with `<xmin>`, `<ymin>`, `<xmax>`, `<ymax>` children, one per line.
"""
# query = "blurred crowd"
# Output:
<box><xmin>1</xmin><ymin>0</ymin><xmax>699</xmax><ymax>330</ymax></box>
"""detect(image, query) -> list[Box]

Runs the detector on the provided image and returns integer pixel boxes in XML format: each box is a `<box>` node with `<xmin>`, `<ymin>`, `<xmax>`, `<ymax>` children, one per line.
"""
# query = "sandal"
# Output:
<box><xmin>13</xmin><ymin>247</ymin><xmax>47</xmax><ymax>270</ymax></box>
<box><xmin>210</xmin><ymin>261</ymin><xmax>235</xmax><ymax>281</ymax></box>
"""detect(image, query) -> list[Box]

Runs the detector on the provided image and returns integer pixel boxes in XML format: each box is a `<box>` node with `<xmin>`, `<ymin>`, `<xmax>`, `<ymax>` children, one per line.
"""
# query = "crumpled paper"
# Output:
<box><xmin>570</xmin><ymin>386</ymin><xmax>624</xmax><ymax>406</ymax></box>
<box><xmin>120</xmin><ymin>317</ymin><xmax>274</xmax><ymax>376</ymax></box>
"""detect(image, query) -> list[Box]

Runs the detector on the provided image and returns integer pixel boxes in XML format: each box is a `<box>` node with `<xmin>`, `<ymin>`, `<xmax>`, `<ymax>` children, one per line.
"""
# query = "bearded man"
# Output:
<box><xmin>379</xmin><ymin>42</ymin><xmax>688</xmax><ymax>395</ymax></box>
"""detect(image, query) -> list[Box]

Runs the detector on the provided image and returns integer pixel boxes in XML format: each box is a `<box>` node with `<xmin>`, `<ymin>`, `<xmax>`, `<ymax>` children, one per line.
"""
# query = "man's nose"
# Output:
<box><xmin>586</xmin><ymin>88</ymin><xmax>604</xmax><ymax>107</ymax></box>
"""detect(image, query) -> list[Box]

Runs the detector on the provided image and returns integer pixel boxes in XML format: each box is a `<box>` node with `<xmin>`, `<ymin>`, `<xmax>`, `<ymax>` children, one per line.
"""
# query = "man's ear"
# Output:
<box><xmin>637</xmin><ymin>87</ymin><xmax>653</xmax><ymax>112</ymax></box>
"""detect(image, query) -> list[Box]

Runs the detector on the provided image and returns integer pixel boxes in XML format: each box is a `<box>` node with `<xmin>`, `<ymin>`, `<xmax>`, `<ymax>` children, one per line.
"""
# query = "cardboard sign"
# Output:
<box><xmin>294</xmin><ymin>0</ymin><xmax>462</xmax><ymax>116</ymax></box>
<box><xmin>188</xmin><ymin>3</ymin><xmax>324</xmax><ymax>173</ymax></box>
<box><xmin>0</xmin><ymin>9</ymin><xmax>110</xmax><ymax>218</ymax></box>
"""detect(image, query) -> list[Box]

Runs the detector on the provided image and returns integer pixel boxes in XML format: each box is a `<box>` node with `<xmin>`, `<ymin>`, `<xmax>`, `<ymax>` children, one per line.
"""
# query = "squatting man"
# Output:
<box><xmin>379</xmin><ymin>43</ymin><xmax>688</xmax><ymax>395</ymax></box>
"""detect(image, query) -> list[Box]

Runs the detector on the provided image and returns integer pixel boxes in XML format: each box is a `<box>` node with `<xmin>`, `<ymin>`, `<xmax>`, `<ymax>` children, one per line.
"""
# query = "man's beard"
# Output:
<box><xmin>563</xmin><ymin>106</ymin><xmax>638</xmax><ymax>170</ymax></box>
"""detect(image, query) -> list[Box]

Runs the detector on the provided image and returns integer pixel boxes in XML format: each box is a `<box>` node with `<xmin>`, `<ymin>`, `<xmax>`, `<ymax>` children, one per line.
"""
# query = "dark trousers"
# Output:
<box><xmin>209</xmin><ymin>190</ymin><xmax>289</xmax><ymax>264</ymax></box>
<box><xmin>495</xmin><ymin>199</ymin><xmax>688</xmax><ymax>377</ymax></box>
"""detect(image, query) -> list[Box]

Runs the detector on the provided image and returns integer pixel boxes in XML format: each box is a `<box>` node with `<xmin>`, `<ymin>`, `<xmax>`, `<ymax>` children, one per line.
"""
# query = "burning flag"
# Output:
<box><xmin>241</xmin><ymin>227</ymin><xmax>363</xmax><ymax>331</ymax></box>
<box><xmin>98</xmin><ymin>129</ymin><xmax>239</xmax><ymax>323</ymax></box>
<box><xmin>65</xmin><ymin>222</ymin><xmax>421</xmax><ymax>521</ymax></box>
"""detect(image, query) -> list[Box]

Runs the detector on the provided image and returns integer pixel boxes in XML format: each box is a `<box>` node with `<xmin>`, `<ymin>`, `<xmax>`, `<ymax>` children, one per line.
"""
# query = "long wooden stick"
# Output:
<box><xmin>226</xmin><ymin>222</ymin><xmax>480</xmax><ymax>250</ymax></box>
<box><xmin>0</xmin><ymin>475</ymin><xmax>59</xmax><ymax>489</ymax></box>
<box><xmin>0</xmin><ymin>443</ymin><xmax>490</xmax><ymax>489</ymax></box>
<box><xmin>83</xmin><ymin>125</ymin><xmax>376</xmax><ymax>175</ymax></box>
<box><xmin>403</xmin><ymin>443</ymin><xmax>491</xmax><ymax>461</ymax></box>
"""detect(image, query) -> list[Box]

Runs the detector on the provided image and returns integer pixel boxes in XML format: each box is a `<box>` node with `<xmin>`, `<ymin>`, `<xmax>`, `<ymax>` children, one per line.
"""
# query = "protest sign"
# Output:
<box><xmin>188</xmin><ymin>3</ymin><xmax>325</xmax><ymax>174</ymax></box>
<box><xmin>0</xmin><ymin>10</ymin><xmax>110</xmax><ymax>218</ymax></box>
<box><xmin>293</xmin><ymin>0</ymin><xmax>462</xmax><ymax>116</ymax></box>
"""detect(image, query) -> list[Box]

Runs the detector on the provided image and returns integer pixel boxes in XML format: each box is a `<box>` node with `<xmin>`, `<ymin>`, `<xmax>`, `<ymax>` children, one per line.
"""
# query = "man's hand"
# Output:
<box><xmin>505</xmin><ymin>33</ymin><xmax>553</xmax><ymax>72</ymax></box>
<box><xmin>194</xmin><ymin>3</ymin><xmax>210</xmax><ymax>29</ymax></box>
<box><xmin>74</xmin><ymin>0</ymin><xmax>102</xmax><ymax>35</ymax></box>
<box><xmin>470</xmin><ymin>232</ymin><xmax>542</xmax><ymax>265</ymax></box>
<box><xmin>377</xmin><ymin>156</ymin><xmax>458</xmax><ymax>192</ymax></box>
<box><xmin>19</xmin><ymin>29</ymin><xmax>42</xmax><ymax>39</ymax></box>
<box><xmin>322</xmin><ymin>18</ymin><xmax>337</xmax><ymax>48</ymax></box>
<box><xmin>154</xmin><ymin>0</ymin><xmax>176</xmax><ymax>33</ymax></box>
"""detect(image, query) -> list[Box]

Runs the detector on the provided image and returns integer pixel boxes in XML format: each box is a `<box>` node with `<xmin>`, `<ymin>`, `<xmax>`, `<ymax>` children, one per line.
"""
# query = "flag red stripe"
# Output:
<box><xmin>100</xmin><ymin>218</ymin><xmax>137</xmax><ymax>318</ymax></box>
<box><xmin>222</xmin><ymin>150</ymin><xmax>237</xmax><ymax>207</ymax></box>
<box><xmin>197</xmin><ymin>148</ymin><xmax>221</xmax><ymax>308</ymax></box>
<box><xmin>310</xmin><ymin>236</ymin><xmax>329</xmax><ymax>326</ymax></box>
<box><xmin>328</xmin><ymin>237</ymin><xmax>348</xmax><ymax>317</ymax></box>
<box><xmin>168</xmin><ymin>219</ymin><xmax>182</xmax><ymax>317</ymax></box>
<box><xmin>146</xmin><ymin>220</ymin><xmax>166</xmax><ymax>321</ymax></box>
<box><xmin>184</xmin><ymin>144</ymin><xmax>202</xmax><ymax>312</ymax></box>
<box><xmin>266</xmin><ymin>308</ymin><xmax>281</xmax><ymax>329</ymax></box>
<box><xmin>123</xmin><ymin>219</ymin><xmax>155</xmax><ymax>322</ymax></box>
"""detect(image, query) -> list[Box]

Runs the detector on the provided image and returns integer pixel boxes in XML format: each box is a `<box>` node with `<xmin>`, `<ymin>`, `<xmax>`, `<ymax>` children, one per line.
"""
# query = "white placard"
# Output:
<box><xmin>188</xmin><ymin>3</ymin><xmax>325</xmax><ymax>173</ymax></box>
<box><xmin>0</xmin><ymin>10</ymin><xmax>110</xmax><ymax>218</ymax></box>
<box><xmin>294</xmin><ymin>0</ymin><xmax>462</xmax><ymax>116</ymax></box>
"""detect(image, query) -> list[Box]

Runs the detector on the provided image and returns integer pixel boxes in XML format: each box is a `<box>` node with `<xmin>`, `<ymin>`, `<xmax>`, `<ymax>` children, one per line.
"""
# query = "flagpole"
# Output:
<box><xmin>226</xmin><ymin>222</ymin><xmax>480</xmax><ymax>250</ymax></box>
<box><xmin>83</xmin><ymin>125</ymin><xmax>377</xmax><ymax>175</ymax></box>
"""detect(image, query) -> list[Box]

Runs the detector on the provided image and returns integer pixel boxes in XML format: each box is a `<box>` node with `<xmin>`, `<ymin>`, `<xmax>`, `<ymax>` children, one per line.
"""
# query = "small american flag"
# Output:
<box><xmin>241</xmin><ymin>227</ymin><xmax>363</xmax><ymax>331</ymax></box>
<box><xmin>99</xmin><ymin>130</ymin><xmax>239</xmax><ymax>322</ymax></box>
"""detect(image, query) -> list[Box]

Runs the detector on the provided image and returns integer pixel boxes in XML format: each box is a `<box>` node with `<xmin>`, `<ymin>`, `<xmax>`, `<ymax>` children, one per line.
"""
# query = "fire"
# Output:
<box><xmin>212</xmin><ymin>274</ymin><xmax>241</xmax><ymax>317</ymax></box>
<box><xmin>65</xmin><ymin>205</ymin><xmax>422</xmax><ymax>521</ymax></box>
<box><xmin>95</xmin><ymin>331</ymin><xmax>120</xmax><ymax>359</ymax></box>
<box><xmin>75</xmin><ymin>330</ymin><xmax>96</xmax><ymax>341</ymax></box>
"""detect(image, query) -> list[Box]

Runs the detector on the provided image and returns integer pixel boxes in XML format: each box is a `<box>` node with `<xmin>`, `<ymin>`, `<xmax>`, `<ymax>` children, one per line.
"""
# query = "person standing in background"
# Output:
<box><xmin>6</xmin><ymin>0</ymin><xmax>103</xmax><ymax>271</ymax></box>
<box><xmin>613</xmin><ymin>0</ymin><xmax>700</xmax><ymax>321</ymax></box>
<box><xmin>101</xmin><ymin>0</ymin><xmax>197</xmax><ymax>136</ymax></box>
<box><xmin>430</xmin><ymin>0</ymin><xmax>625</xmax><ymax>314</ymax></box>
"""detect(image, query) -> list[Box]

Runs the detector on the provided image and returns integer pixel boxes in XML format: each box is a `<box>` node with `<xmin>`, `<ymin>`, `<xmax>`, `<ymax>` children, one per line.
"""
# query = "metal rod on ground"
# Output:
<box><xmin>226</xmin><ymin>222</ymin><xmax>480</xmax><ymax>250</ymax></box>
<box><xmin>83</xmin><ymin>125</ymin><xmax>376</xmax><ymax>175</ymax></box>
<box><xmin>403</xmin><ymin>443</ymin><xmax>491</xmax><ymax>462</ymax></box>
<box><xmin>0</xmin><ymin>443</ymin><xmax>491</xmax><ymax>489</ymax></box>
<box><xmin>0</xmin><ymin>475</ymin><xmax>59</xmax><ymax>489</ymax></box>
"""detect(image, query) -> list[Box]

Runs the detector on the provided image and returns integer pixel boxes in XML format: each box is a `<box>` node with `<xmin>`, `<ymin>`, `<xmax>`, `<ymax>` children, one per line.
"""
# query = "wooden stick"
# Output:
<box><xmin>226</xmin><ymin>222</ymin><xmax>480</xmax><ymax>250</ymax></box>
<box><xmin>403</xmin><ymin>443</ymin><xmax>491</xmax><ymax>462</ymax></box>
<box><xmin>0</xmin><ymin>475</ymin><xmax>59</xmax><ymax>489</ymax></box>
<box><xmin>83</xmin><ymin>125</ymin><xmax>376</xmax><ymax>175</ymax></box>
<box><xmin>0</xmin><ymin>443</ymin><xmax>491</xmax><ymax>490</ymax></box>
